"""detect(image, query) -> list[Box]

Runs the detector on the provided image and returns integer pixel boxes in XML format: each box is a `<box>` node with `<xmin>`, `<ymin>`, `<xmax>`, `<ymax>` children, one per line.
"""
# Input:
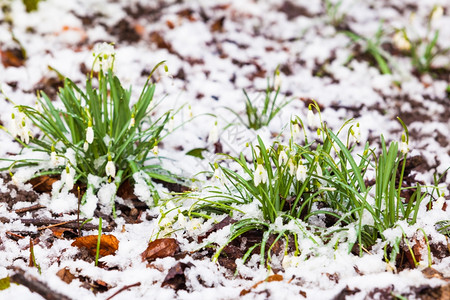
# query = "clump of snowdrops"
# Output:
<box><xmin>1</xmin><ymin>43</ymin><xmax>178</xmax><ymax>214</ymax></box>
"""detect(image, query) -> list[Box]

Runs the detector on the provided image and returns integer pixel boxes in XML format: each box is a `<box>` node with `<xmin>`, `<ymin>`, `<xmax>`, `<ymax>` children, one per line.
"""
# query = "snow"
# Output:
<box><xmin>0</xmin><ymin>0</ymin><xmax>449</xmax><ymax>299</ymax></box>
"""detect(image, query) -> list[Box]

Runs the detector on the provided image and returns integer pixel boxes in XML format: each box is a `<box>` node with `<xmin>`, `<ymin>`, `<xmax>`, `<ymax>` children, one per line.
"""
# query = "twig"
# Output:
<box><xmin>38</xmin><ymin>221</ymin><xmax>74</xmax><ymax>231</ymax></box>
<box><xmin>15</xmin><ymin>204</ymin><xmax>46</xmax><ymax>214</ymax></box>
<box><xmin>10</xmin><ymin>267</ymin><xmax>72</xmax><ymax>300</ymax></box>
<box><xmin>6</xmin><ymin>231</ymin><xmax>25</xmax><ymax>239</ymax></box>
<box><xmin>8</xmin><ymin>218</ymin><xmax>112</xmax><ymax>232</ymax></box>
<box><xmin>106</xmin><ymin>282</ymin><xmax>141</xmax><ymax>300</ymax></box>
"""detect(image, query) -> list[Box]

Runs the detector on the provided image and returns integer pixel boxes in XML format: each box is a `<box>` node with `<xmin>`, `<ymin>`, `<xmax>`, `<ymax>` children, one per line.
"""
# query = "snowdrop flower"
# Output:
<box><xmin>83</xmin><ymin>141</ymin><xmax>89</xmax><ymax>152</ymax></box>
<box><xmin>431</xmin><ymin>6</ymin><xmax>443</xmax><ymax>21</ymax></box>
<box><xmin>151</xmin><ymin>145</ymin><xmax>159</xmax><ymax>156</ymax></box>
<box><xmin>434</xmin><ymin>195</ymin><xmax>445</xmax><ymax>211</ymax></box>
<box><xmin>92</xmin><ymin>42</ymin><xmax>115</xmax><ymax>73</ymax></box>
<box><xmin>50</xmin><ymin>150</ymin><xmax>61</xmax><ymax>167</ymax></box>
<box><xmin>292</xmin><ymin>123</ymin><xmax>301</xmax><ymax>140</ymax></box>
<box><xmin>213</xmin><ymin>166</ymin><xmax>224</xmax><ymax>183</ymax></box>
<box><xmin>186</xmin><ymin>218</ymin><xmax>203</xmax><ymax>234</ymax></box>
<box><xmin>274</xmin><ymin>71</ymin><xmax>282</xmax><ymax>90</ymax></box>
<box><xmin>86</xmin><ymin>126</ymin><xmax>94</xmax><ymax>144</ymax></box>
<box><xmin>254</xmin><ymin>163</ymin><xmax>268</xmax><ymax>186</ymax></box>
<box><xmin>129</xmin><ymin>116</ymin><xmax>135</xmax><ymax>129</ymax></box>
<box><xmin>209</xmin><ymin>121</ymin><xmax>219</xmax><ymax>144</ymax></box>
<box><xmin>350</xmin><ymin>123</ymin><xmax>361</xmax><ymax>144</ymax></box>
<box><xmin>400</xmin><ymin>141</ymin><xmax>409</xmax><ymax>154</ymax></box>
<box><xmin>105</xmin><ymin>155</ymin><xmax>116</xmax><ymax>178</ymax></box>
<box><xmin>11</xmin><ymin>174</ymin><xmax>20</xmax><ymax>186</ymax></box>
<box><xmin>62</xmin><ymin>164</ymin><xmax>75</xmax><ymax>190</ymax></box>
<box><xmin>296</xmin><ymin>163</ymin><xmax>307</xmax><ymax>182</ymax></box>
<box><xmin>278</xmin><ymin>150</ymin><xmax>288</xmax><ymax>166</ymax></box>
<box><xmin>307</xmin><ymin>108</ymin><xmax>316</xmax><ymax>128</ymax></box>
<box><xmin>282</xmin><ymin>255</ymin><xmax>302</xmax><ymax>269</ymax></box>
<box><xmin>184</xmin><ymin>104</ymin><xmax>193</xmax><ymax>120</ymax></box>
<box><xmin>288</xmin><ymin>158</ymin><xmax>296</xmax><ymax>176</ymax></box>
<box><xmin>177</xmin><ymin>212</ymin><xmax>187</xmax><ymax>227</ymax></box>
<box><xmin>393</xmin><ymin>31</ymin><xmax>411</xmax><ymax>51</ymax></box>
<box><xmin>10</xmin><ymin>109</ymin><xmax>31</xmax><ymax>144</ymax></box>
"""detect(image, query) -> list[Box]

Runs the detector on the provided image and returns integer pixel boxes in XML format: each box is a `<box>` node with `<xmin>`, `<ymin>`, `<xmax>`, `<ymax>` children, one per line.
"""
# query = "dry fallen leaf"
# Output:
<box><xmin>0</xmin><ymin>48</ymin><xmax>25</xmax><ymax>68</ymax></box>
<box><xmin>28</xmin><ymin>175</ymin><xmax>59</xmax><ymax>193</ymax></box>
<box><xmin>161</xmin><ymin>262</ymin><xmax>194</xmax><ymax>290</ymax></box>
<box><xmin>72</xmin><ymin>235</ymin><xmax>119</xmax><ymax>257</ymax></box>
<box><xmin>56</xmin><ymin>267</ymin><xmax>76</xmax><ymax>284</ymax></box>
<box><xmin>240</xmin><ymin>274</ymin><xmax>283</xmax><ymax>296</ymax></box>
<box><xmin>141</xmin><ymin>238</ymin><xmax>179</xmax><ymax>262</ymax></box>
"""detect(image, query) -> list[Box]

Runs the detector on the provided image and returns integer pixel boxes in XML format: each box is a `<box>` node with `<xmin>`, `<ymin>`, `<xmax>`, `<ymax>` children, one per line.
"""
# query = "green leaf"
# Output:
<box><xmin>0</xmin><ymin>276</ymin><xmax>10</xmax><ymax>290</ymax></box>
<box><xmin>186</xmin><ymin>148</ymin><xmax>207</xmax><ymax>159</ymax></box>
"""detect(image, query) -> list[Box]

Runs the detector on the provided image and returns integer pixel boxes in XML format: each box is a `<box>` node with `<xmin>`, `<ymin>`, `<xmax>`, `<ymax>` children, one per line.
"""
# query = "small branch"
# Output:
<box><xmin>38</xmin><ymin>221</ymin><xmax>74</xmax><ymax>231</ymax></box>
<box><xmin>106</xmin><ymin>282</ymin><xmax>141</xmax><ymax>300</ymax></box>
<box><xmin>10</xmin><ymin>267</ymin><xmax>72</xmax><ymax>300</ymax></box>
<box><xmin>3</xmin><ymin>218</ymin><xmax>113</xmax><ymax>232</ymax></box>
<box><xmin>15</xmin><ymin>204</ymin><xmax>46</xmax><ymax>214</ymax></box>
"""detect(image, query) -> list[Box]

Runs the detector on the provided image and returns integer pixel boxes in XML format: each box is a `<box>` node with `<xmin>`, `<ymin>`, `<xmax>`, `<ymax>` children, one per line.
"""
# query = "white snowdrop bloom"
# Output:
<box><xmin>92</xmin><ymin>42</ymin><xmax>115</xmax><ymax>73</ymax></box>
<box><xmin>11</xmin><ymin>174</ymin><xmax>20</xmax><ymax>186</ymax></box>
<box><xmin>83</xmin><ymin>141</ymin><xmax>89</xmax><ymax>152</ymax></box>
<box><xmin>86</xmin><ymin>126</ymin><xmax>94</xmax><ymax>144</ymax></box>
<box><xmin>177</xmin><ymin>212</ymin><xmax>187</xmax><ymax>227</ymax></box>
<box><xmin>434</xmin><ymin>196</ymin><xmax>445</xmax><ymax>211</ymax></box>
<box><xmin>186</xmin><ymin>218</ymin><xmax>203</xmax><ymax>234</ymax></box>
<box><xmin>10</xmin><ymin>109</ymin><xmax>32</xmax><ymax>144</ymax></box>
<box><xmin>129</xmin><ymin>117</ymin><xmax>135</xmax><ymax>129</ymax></box>
<box><xmin>209</xmin><ymin>121</ymin><xmax>219</xmax><ymax>144</ymax></box>
<box><xmin>292</xmin><ymin>123</ymin><xmax>301</xmax><ymax>140</ymax></box>
<box><xmin>351</xmin><ymin>123</ymin><xmax>361</xmax><ymax>144</ymax></box>
<box><xmin>278</xmin><ymin>150</ymin><xmax>288</xmax><ymax>166</ymax></box>
<box><xmin>254</xmin><ymin>163</ymin><xmax>268</xmax><ymax>186</ymax></box>
<box><xmin>288</xmin><ymin>158</ymin><xmax>296</xmax><ymax>176</ymax></box>
<box><xmin>307</xmin><ymin>108</ymin><xmax>316</xmax><ymax>128</ymax></box>
<box><xmin>296</xmin><ymin>164</ymin><xmax>307</xmax><ymax>182</ymax></box>
<box><xmin>316</xmin><ymin>163</ymin><xmax>323</xmax><ymax>178</ymax></box>
<box><xmin>184</xmin><ymin>105</ymin><xmax>193</xmax><ymax>120</ymax></box>
<box><xmin>105</xmin><ymin>159</ymin><xmax>116</xmax><ymax>178</ymax></box>
<box><xmin>393</xmin><ymin>31</ymin><xmax>411</xmax><ymax>51</ymax></box>
<box><xmin>151</xmin><ymin>145</ymin><xmax>159</xmax><ymax>156</ymax></box>
<box><xmin>431</xmin><ymin>6</ymin><xmax>443</xmax><ymax>21</ymax></box>
<box><xmin>274</xmin><ymin>73</ymin><xmax>282</xmax><ymax>90</ymax></box>
<box><xmin>62</xmin><ymin>165</ymin><xmax>75</xmax><ymax>190</ymax></box>
<box><xmin>213</xmin><ymin>166</ymin><xmax>224</xmax><ymax>183</ymax></box>
<box><xmin>50</xmin><ymin>151</ymin><xmax>61</xmax><ymax>167</ymax></box>
<box><xmin>400</xmin><ymin>141</ymin><xmax>409</xmax><ymax>154</ymax></box>
<box><xmin>282</xmin><ymin>255</ymin><xmax>302</xmax><ymax>269</ymax></box>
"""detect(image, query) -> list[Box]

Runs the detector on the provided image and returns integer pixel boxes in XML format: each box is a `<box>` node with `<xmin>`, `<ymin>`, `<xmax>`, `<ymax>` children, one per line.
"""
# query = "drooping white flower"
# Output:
<box><xmin>105</xmin><ymin>157</ymin><xmax>116</xmax><ymax>178</ymax></box>
<box><xmin>433</xmin><ymin>195</ymin><xmax>445</xmax><ymax>211</ymax></box>
<box><xmin>278</xmin><ymin>150</ymin><xmax>288</xmax><ymax>166</ymax></box>
<box><xmin>129</xmin><ymin>116</ymin><xmax>135</xmax><ymax>129</ymax></box>
<box><xmin>86</xmin><ymin>126</ymin><xmax>94</xmax><ymax>144</ymax></box>
<box><xmin>296</xmin><ymin>164</ymin><xmax>307</xmax><ymax>182</ymax></box>
<box><xmin>213</xmin><ymin>166</ymin><xmax>224</xmax><ymax>182</ymax></box>
<box><xmin>400</xmin><ymin>141</ymin><xmax>409</xmax><ymax>154</ymax></box>
<box><xmin>254</xmin><ymin>163</ymin><xmax>268</xmax><ymax>186</ymax></box>
<box><xmin>151</xmin><ymin>145</ymin><xmax>159</xmax><ymax>156</ymax></box>
<box><xmin>92</xmin><ymin>42</ymin><xmax>115</xmax><ymax>73</ymax></box>
<box><xmin>83</xmin><ymin>141</ymin><xmax>89</xmax><ymax>152</ymax></box>
<box><xmin>288</xmin><ymin>158</ymin><xmax>296</xmax><ymax>176</ymax></box>
<box><xmin>274</xmin><ymin>72</ymin><xmax>282</xmax><ymax>90</ymax></box>
<box><xmin>307</xmin><ymin>108</ymin><xmax>316</xmax><ymax>128</ymax></box>
<box><xmin>209</xmin><ymin>121</ymin><xmax>219</xmax><ymax>144</ymax></box>
<box><xmin>186</xmin><ymin>218</ymin><xmax>203</xmax><ymax>234</ymax></box>
<box><xmin>292</xmin><ymin>123</ymin><xmax>301</xmax><ymax>140</ymax></box>
<box><xmin>9</xmin><ymin>109</ymin><xmax>32</xmax><ymax>144</ymax></box>
<box><xmin>50</xmin><ymin>151</ymin><xmax>61</xmax><ymax>167</ymax></box>
<box><xmin>177</xmin><ymin>212</ymin><xmax>187</xmax><ymax>227</ymax></box>
<box><xmin>184</xmin><ymin>105</ymin><xmax>193</xmax><ymax>120</ymax></box>
<box><xmin>431</xmin><ymin>6</ymin><xmax>443</xmax><ymax>21</ymax></box>
<box><xmin>350</xmin><ymin>123</ymin><xmax>361</xmax><ymax>144</ymax></box>
<box><xmin>62</xmin><ymin>164</ymin><xmax>75</xmax><ymax>190</ymax></box>
<box><xmin>393</xmin><ymin>31</ymin><xmax>411</xmax><ymax>51</ymax></box>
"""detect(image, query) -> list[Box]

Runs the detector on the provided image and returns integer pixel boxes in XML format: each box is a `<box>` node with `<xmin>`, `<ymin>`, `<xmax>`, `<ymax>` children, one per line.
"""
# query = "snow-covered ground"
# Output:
<box><xmin>0</xmin><ymin>0</ymin><xmax>449</xmax><ymax>299</ymax></box>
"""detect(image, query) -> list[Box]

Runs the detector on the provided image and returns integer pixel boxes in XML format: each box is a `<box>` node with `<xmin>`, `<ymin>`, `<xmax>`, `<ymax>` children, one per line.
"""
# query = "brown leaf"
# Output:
<box><xmin>56</xmin><ymin>267</ymin><xmax>76</xmax><ymax>284</ymax></box>
<box><xmin>210</xmin><ymin>17</ymin><xmax>225</xmax><ymax>32</ymax></box>
<box><xmin>141</xmin><ymin>238</ymin><xmax>179</xmax><ymax>262</ymax></box>
<box><xmin>0</xmin><ymin>48</ymin><xmax>25</xmax><ymax>68</ymax></box>
<box><xmin>28</xmin><ymin>175</ymin><xmax>59</xmax><ymax>193</ymax></box>
<box><xmin>161</xmin><ymin>262</ymin><xmax>194</xmax><ymax>290</ymax></box>
<box><xmin>72</xmin><ymin>235</ymin><xmax>119</xmax><ymax>257</ymax></box>
<box><xmin>240</xmin><ymin>274</ymin><xmax>283</xmax><ymax>296</ymax></box>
